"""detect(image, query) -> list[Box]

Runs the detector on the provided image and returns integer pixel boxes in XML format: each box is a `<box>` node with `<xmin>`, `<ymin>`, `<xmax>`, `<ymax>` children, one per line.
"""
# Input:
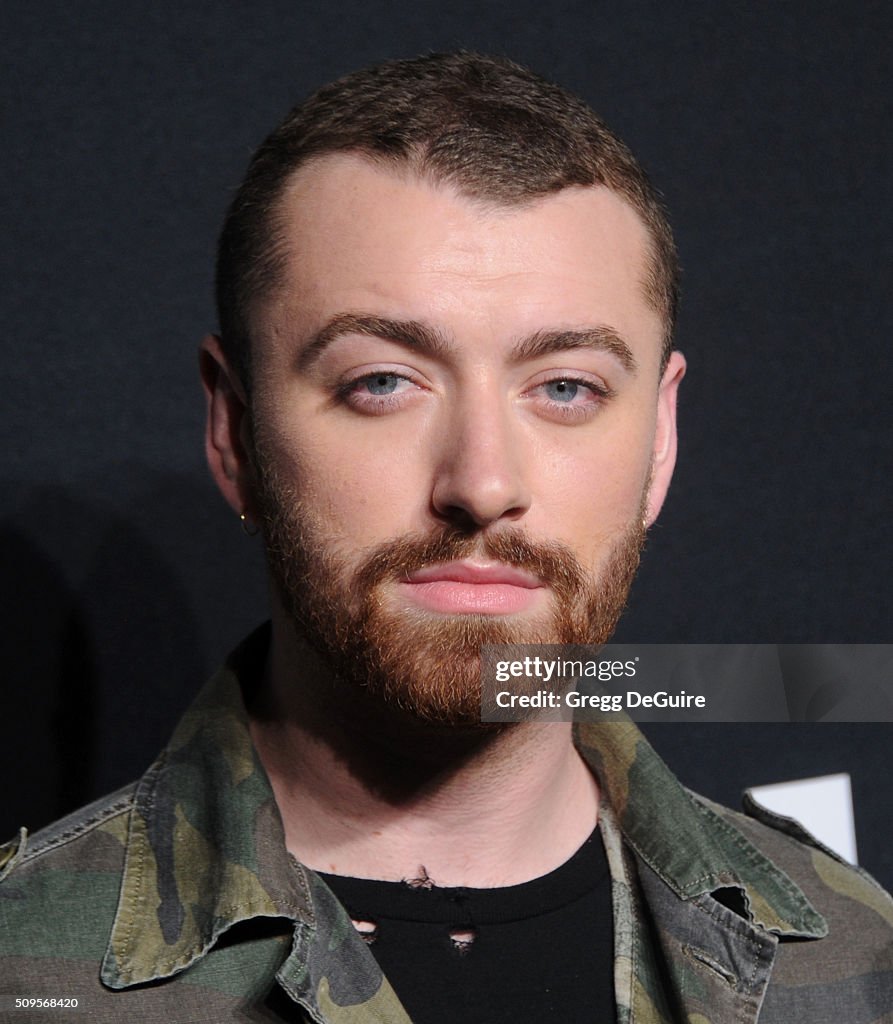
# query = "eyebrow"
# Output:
<box><xmin>298</xmin><ymin>313</ymin><xmax>451</xmax><ymax>369</ymax></box>
<box><xmin>297</xmin><ymin>312</ymin><xmax>637</xmax><ymax>375</ymax></box>
<box><xmin>510</xmin><ymin>327</ymin><xmax>637</xmax><ymax>374</ymax></box>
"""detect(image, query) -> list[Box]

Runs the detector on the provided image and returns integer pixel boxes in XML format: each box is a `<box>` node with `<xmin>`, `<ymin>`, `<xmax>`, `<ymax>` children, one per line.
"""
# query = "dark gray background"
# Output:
<box><xmin>2</xmin><ymin>2</ymin><xmax>891</xmax><ymax>887</ymax></box>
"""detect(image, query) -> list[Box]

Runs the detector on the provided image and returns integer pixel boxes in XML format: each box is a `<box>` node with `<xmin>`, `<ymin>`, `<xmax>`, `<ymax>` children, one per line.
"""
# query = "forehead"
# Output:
<box><xmin>261</xmin><ymin>153</ymin><xmax>663</xmax><ymax>363</ymax></box>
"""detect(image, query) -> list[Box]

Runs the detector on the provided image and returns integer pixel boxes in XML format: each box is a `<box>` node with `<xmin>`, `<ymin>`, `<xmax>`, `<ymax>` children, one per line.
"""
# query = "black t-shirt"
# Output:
<box><xmin>318</xmin><ymin>827</ymin><xmax>614</xmax><ymax>1023</ymax></box>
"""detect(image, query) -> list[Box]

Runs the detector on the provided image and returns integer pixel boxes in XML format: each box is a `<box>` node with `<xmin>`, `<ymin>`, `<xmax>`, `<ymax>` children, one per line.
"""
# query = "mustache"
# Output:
<box><xmin>353</xmin><ymin>527</ymin><xmax>587</xmax><ymax>604</ymax></box>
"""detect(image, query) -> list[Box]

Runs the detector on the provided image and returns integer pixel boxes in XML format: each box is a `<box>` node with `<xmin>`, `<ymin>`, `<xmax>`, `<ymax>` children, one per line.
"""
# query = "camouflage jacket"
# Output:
<box><xmin>2</xmin><ymin>630</ymin><xmax>891</xmax><ymax>1022</ymax></box>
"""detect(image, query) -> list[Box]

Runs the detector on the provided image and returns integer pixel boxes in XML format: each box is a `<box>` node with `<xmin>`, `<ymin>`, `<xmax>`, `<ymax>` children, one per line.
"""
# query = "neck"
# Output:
<box><xmin>248</xmin><ymin>616</ymin><xmax>599</xmax><ymax>887</ymax></box>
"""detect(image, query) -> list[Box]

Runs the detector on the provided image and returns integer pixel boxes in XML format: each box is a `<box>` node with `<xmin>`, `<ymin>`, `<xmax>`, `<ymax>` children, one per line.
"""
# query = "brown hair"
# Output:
<box><xmin>216</xmin><ymin>52</ymin><xmax>678</xmax><ymax>387</ymax></box>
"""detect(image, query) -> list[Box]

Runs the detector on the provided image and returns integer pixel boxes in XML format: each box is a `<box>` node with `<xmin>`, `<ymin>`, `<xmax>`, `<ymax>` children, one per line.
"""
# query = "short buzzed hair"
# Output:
<box><xmin>216</xmin><ymin>52</ymin><xmax>678</xmax><ymax>388</ymax></box>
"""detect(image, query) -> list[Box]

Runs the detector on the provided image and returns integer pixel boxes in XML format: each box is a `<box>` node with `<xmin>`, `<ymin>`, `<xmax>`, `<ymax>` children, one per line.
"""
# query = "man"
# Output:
<box><xmin>1</xmin><ymin>53</ymin><xmax>890</xmax><ymax>1023</ymax></box>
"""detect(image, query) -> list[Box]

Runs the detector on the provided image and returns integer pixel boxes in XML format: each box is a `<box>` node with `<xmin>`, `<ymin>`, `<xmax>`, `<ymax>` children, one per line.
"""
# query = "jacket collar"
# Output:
<box><xmin>574</xmin><ymin>717</ymin><xmax>826</xmax><ymax>938</ymax></box>
<box><xmin>101</xmin><ymin>627</ymin><xmax>315</xmax><ymax>989</ymax></box>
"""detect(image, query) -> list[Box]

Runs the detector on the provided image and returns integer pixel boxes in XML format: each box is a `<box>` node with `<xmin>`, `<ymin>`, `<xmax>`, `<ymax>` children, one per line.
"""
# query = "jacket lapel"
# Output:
<box><xmin>574</xmin><ymin>720</ymin><xmax>826</xmax><ymax>1024</ymax></box>
<box><xmin>636</xmin><ymin>860</ymin><xmax>777</xmax><ymax>1024</ymax></box>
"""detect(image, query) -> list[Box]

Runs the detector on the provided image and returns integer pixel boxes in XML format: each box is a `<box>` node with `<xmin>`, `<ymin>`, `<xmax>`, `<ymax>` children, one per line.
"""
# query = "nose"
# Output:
<box><xmin>430</xmin><ymin>396</ymin><xmax>532</xmax><ymax>530</ymax></box>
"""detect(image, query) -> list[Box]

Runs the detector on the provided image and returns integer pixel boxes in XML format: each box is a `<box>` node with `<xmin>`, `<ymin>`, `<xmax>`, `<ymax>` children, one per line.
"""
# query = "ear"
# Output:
<box><xmin>645</xmin><ymin>350</ymin><xmax>686</xmax><ymax>526</ymax></box>
<box><xmin>199</xmin><ymin>334</ymin><xmax>256</xmax><ymax>522</ymax></box>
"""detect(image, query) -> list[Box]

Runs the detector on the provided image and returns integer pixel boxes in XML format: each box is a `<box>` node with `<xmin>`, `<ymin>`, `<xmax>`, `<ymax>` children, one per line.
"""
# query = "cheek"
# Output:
<box><xmin>258</xmin><ymin>409</ymin><xmax>432</xmax><ymax>545</ymax></box>
<box><xmin>530</xmin><ymin>411</ymin><xmax>656</xmax><ymax>541</ymax></box>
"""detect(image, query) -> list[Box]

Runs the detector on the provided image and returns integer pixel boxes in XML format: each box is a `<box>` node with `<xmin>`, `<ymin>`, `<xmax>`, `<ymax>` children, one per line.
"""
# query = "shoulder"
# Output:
<box><xmin>0</xmin><ymin>784</ymin><xmax>136</xmax><ymax>966</ymax></box>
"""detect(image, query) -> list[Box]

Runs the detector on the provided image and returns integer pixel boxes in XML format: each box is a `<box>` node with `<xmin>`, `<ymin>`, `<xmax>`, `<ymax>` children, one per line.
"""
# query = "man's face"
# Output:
<box><xmin>213</xmin><ymin>154</ymin><xmax>683</xmax><ymax>725</ymax></box>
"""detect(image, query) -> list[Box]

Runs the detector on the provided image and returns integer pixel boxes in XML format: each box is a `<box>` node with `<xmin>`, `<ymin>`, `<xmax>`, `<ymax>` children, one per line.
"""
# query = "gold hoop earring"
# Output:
<box><xmin>240</xmin><ymin>512</ymin><xmax>259</xmax><ymax>537</ymax></box>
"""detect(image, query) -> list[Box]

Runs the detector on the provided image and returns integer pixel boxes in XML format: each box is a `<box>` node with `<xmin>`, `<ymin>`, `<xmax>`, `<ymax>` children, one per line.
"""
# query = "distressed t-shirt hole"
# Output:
<box><xmin>448</xmin><ymin>927</ymin><xmax>476</xmax><ymax>954</ymax></box>
<box><xmin>351</xmin><ymin>919</ymin><xmax>379</xmax><ymax>944</ymax></box>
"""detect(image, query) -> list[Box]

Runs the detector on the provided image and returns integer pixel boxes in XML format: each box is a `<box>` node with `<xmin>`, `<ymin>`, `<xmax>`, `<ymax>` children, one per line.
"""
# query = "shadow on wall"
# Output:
<box><xmin>0</xmin><ymin>469</ymin><xmax>268</xmax><ymax>840</ymax></box>
<box><xmin>0</xmin><ymin>525</ymin><xmax>96</xmax><ymax>834</ymax></box>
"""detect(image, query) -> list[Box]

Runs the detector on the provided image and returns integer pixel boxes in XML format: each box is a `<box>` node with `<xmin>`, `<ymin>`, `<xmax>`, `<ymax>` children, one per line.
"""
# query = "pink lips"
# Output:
<box><xmin>399</xmin><ymin>561</ymin><xmax>545</xmax><ymax>615</ymax></box>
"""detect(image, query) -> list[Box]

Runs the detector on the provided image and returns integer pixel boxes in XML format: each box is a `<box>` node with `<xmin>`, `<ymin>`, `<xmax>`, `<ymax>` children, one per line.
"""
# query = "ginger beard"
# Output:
<box><xmin>254</xmin><ymin>455</ymin><xmax>647</xmax><ymax>729</ymax></box>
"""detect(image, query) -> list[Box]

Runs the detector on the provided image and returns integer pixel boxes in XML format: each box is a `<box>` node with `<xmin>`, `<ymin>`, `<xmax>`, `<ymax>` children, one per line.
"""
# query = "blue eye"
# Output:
<box><xmin>337</xmin><ymin>369</ymin><xmax>421</xmax><ymax>412</ymax></box>
<box><xmin>364</xmin><ymin>373</ymin><xmax>401</xmax><ymax>395</ymax></box>
<box><xmin>544</xmin><ymin>379</ymin><xmax>579</xmax><ymax>402</ymax></box>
